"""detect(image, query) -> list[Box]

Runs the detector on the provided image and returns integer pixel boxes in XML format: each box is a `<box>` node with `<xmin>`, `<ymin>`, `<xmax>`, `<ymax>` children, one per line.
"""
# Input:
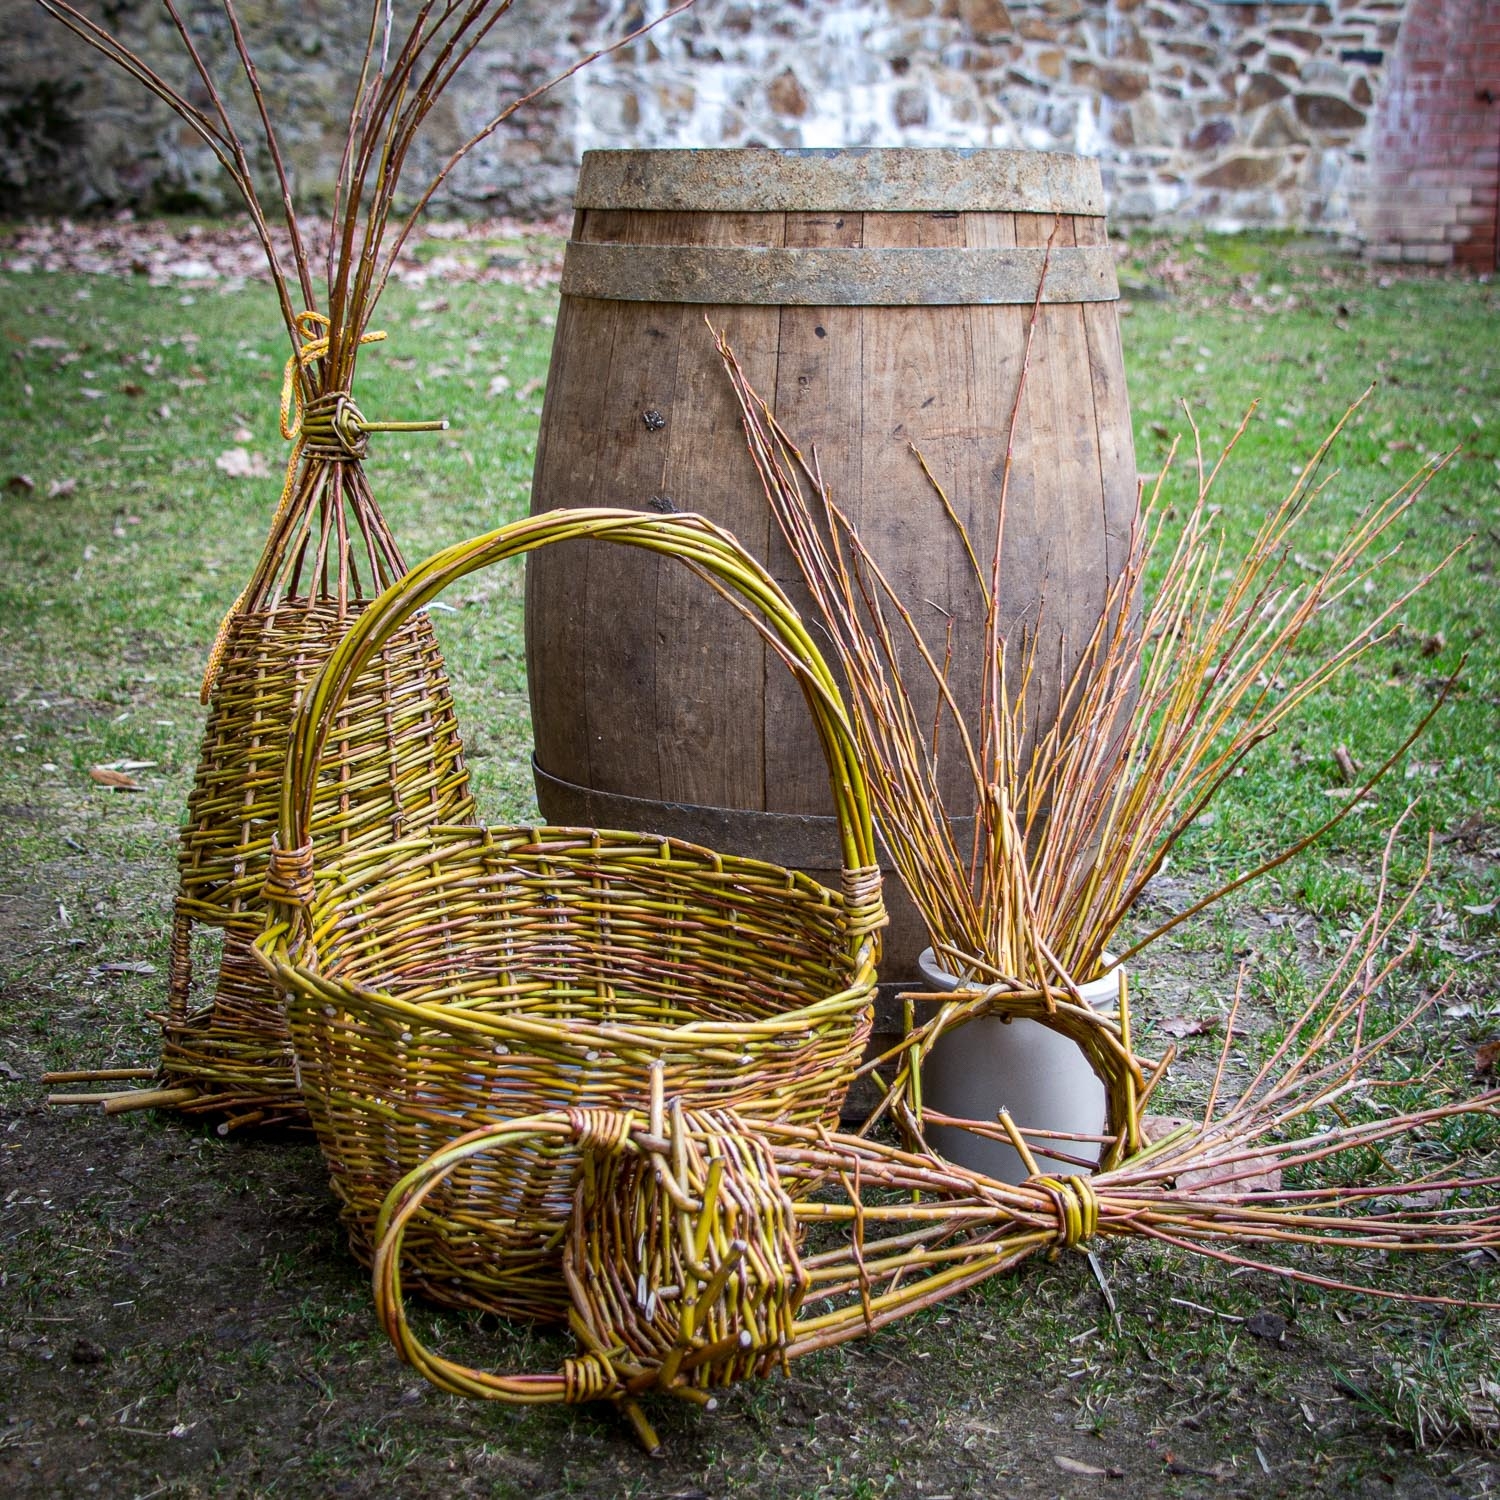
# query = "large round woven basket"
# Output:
<box><xmin>255</xmin><ymin>509</ymin><xmax>885</xmax><ymax>1322</ymax></box>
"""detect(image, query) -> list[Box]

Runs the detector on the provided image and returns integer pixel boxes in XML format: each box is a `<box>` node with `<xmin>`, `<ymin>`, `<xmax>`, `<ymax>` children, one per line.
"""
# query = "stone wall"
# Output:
<box><xmin>0</xmin><ymin>0</ymin><xmax>583</xmax><ymax>217</ymax></box>
<box><xmin>5</xmin><ymin>0</ymin><xmax>1490</xmax><ymax>261</ymax></box>
<box><xmin>571</xmin><ymin>0</ymin><xmax>1403</xmax><ymax>236</ymax></box>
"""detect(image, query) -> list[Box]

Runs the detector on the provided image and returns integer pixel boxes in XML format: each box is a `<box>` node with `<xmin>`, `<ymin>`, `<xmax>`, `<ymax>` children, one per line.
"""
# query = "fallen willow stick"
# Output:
<box><xmin>99</xmin><ymin>1087</ymin><xmax>201</xmax><ymax>1115</ymax></box>
<box><xmin>41</xmin><ymin>1068</ymin><xmax>157</xmax><ymax>1084</ymax></box>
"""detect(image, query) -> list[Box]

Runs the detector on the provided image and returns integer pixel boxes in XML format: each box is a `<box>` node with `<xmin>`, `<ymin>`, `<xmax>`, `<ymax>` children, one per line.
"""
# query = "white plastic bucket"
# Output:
<box><xmin>916</xmin><ymin>949</ymin><xmax>1117</xmax><ymax>1184</ymax></box>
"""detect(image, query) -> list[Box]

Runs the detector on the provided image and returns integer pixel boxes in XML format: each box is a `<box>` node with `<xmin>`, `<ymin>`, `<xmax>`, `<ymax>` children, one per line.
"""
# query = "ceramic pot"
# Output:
<box><xmin>916</xmin><ymin>948</ymin><xmax>1117</xmax><ymax>1184</ymax></box>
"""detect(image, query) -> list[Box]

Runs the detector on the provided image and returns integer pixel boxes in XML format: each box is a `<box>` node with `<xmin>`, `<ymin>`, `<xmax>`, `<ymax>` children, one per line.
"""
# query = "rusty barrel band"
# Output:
<box><xmin>559</xmin><ymin>243</ymin><xmax>1119</xmax><ymax>307</ymax></box>
<box><xmin>576</xmin><ymin>147</ymin><xmax>1106</xmax><ymax>215</ymax></box>
<box><xmin>533</xmin><ymin>756</ymin><xmax>976</xmax><ymax>871</ymax></box>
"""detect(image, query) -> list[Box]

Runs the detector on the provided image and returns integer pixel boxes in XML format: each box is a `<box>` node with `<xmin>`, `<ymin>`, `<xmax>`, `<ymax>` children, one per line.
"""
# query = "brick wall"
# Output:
<box><xmin>1366</xmin><ymin>0</ymin><xmax>1500</xmax><ymax>266</ymax></box>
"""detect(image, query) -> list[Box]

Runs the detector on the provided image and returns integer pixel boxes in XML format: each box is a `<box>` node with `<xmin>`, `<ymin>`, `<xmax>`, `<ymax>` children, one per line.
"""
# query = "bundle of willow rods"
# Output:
<box><xmin>374</xmin><ymin>865</ymin><xmax>1500</xmax><ymax>1452</ymax></box>
<box><xmin>37</xmin><ymin>0</ymin><xmax>695</xmax><ymax>1126</ymax></box>
<box><xmin>713</xmin><ymin>322</ymin><xmax>1456</xmax><ymax>997</ymax></box>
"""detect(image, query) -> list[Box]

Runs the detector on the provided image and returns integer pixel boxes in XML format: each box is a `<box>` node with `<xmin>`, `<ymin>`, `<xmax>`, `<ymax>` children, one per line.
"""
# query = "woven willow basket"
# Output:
<box><xmin>255</xmin><ymin>509</ymin><xmax>885</xmax><ymax>1322</ymax></box>
<box><xmin>155</xmin><ymin>399</ymin><xmax>476</xmax><ymax>1127</ymax></box>
<box><xmin>164</xmin><ymin>588</ymin><xmax>473</xmax><ymax>1127</ymax></box>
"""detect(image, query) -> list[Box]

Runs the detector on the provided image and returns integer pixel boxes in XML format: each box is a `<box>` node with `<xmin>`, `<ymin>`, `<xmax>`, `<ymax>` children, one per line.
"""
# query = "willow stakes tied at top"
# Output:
<box><xmin>35</xmin><ymin>0</ymin><xmax>700</xmax><ymax>1124</ymax></box>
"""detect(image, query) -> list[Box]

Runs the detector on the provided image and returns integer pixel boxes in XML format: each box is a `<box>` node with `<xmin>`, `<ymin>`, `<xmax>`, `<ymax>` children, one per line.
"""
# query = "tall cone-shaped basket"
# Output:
<box><xmin>33</xmin><ymin>0</ymin><xmax>697</xmax><ymax>1126</ymax></box>
<box><xmin>157</xmin><ymin>316</ymin><xmax>474</xmax><ymax>1127</ymax></box>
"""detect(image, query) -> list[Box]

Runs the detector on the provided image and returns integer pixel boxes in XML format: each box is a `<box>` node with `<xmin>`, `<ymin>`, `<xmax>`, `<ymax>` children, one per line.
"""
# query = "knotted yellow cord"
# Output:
<box><xmin>198</xmin><ymin>312</ymin><xmax>389</xmax><ymax>703</ymax></box>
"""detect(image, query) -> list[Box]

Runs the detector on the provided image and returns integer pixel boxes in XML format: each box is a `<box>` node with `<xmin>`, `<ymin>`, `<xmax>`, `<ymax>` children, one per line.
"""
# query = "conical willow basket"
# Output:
<box><xmin>93</xmin><ymin>323</ymin><xmax>476</xmax><ymax>1131</ymax></box>
<box><xmin>34</xmin><ymin>0</ymin><xmax>696</xmax><ymax>1131</ymax></box>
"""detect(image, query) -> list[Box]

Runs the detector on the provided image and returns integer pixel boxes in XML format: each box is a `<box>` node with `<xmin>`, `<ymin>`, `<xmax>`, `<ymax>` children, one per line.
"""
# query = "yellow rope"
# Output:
<box><xmin>198</xmin><ymin>313</ymin><xmax>388</xmax><ymax>704</ymax></box>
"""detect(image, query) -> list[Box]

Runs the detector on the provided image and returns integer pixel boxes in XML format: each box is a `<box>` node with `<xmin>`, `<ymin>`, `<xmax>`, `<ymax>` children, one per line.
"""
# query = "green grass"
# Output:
<box><xmin>1</xmin><ymin>233</ymin><xmax>1497</xmax><ymax>1495</ymax></box>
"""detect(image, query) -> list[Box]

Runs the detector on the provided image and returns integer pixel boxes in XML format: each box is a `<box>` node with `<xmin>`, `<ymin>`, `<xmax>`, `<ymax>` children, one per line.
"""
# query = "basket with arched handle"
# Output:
<box><xmin>254</xmin><ymin>509</ymin><xmax>885</xmax><ymax>1322</ymax></box>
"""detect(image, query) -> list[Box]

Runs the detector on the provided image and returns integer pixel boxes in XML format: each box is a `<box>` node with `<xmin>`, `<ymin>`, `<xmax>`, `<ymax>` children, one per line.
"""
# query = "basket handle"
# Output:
<box><xmin>265</xmin><ymin>509</ymin><xmax>883</xmax><ymax>937</ymax></box>
<box><xmin>371</xmin><ymin>1112</ymin><xmax>591</xmax><ymax>1408</ymax></box>
<box><xmin>371</xmin><ymin>1107</ymin><xmax>691</xmax><ymax>1452</ymax></box>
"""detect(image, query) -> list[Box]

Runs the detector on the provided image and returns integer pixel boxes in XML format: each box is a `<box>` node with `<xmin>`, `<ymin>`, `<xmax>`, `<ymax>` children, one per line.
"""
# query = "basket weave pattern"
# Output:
<box><xmin>287</xmin><ymin>827</ymin><xmax>871</xmax><ymax>1317</ymax></box>
<box><xmin>163</xmin><ymin>599</ymin><xmax>473</xmax><ymax>1120</ymax></box>
<box><xmin>256</xmin><ymin>509</ymin><xmax>885</xmax><ymax>1322</ymax></box>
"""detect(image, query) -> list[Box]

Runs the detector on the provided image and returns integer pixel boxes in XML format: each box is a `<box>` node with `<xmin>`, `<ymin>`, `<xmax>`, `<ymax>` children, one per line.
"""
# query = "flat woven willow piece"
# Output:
<box><xmin>255</xmin><ymin>510</ymin><xmax>886</xmax><ymax>1321</ymax></box>
<box><xmin>880</xmin><ymin>969</ymin><xmax>1154</xmax><ymax>1175</ymax></box>
<box><xmin>372</xmin><ymin>1094</ymin><xmax>1100</xmax><ymax>1450</ymax></box>
<box><xmin>372</xmin><ymin>1076</ymin><xmax>1500</xmax><ymax>1453</ymax></box>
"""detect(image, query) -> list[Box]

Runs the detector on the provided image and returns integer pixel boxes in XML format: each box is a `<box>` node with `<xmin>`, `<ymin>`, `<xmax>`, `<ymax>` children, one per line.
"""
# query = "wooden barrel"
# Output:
<box><xmin>526</xmin><ymin>148</ymin><xmax>1136</xmax><ymax>1088</ymax></box>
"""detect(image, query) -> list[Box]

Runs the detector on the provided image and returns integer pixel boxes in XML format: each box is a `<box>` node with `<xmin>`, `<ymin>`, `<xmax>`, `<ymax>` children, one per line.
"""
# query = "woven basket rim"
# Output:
<box><xmin>312</xmin><ymin>820</ymin><xmax>853</xmax><ymax>896</ymax></box>
<box><xmin>275</xmin><ymin>970</ymin><xmax>876</xmax><ymax>1045</ymax></box>
<box><xmin>263</xmin><ymin>815</ymin><xmax>878</xmax><ymax>1045</ymax></box>
<box><xmin>270</xmin><ymin>906</ymin><xmax>876</xmax><ymax>1050</ymax></box>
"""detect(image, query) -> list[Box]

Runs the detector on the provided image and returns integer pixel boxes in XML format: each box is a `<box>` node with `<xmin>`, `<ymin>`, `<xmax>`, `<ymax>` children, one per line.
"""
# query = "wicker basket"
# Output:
<box><xmin>164</xmin><ymin>582</ymin><xmax>473</xmax><ymax>1127</ymax></box>
<box><xmin>55</xmin><ymin>318</ymin><xmax>475</xmax><ymax>1129</ymax></box>
<box><xmin>255</xmin><ymin>509</ymin><xmax>885</xmax><ymax>1322</ymax></box>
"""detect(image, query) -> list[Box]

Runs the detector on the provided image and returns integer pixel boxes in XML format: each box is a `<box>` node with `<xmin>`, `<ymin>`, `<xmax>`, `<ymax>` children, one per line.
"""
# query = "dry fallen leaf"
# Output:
<box><xmin>1164</xmin><ymin>1453</ymin><xmax>1228</xmax><ymax>1479</ymax></box>
<box><xmin>47</xmin><ymin>477</ymin><xmax>78</xmax><ymax>499</ymax></box>
<box><xmin>1144</xmin><ymin>1115</ymin><xmax>1284</xmax><ymax>1196</ymax></box>
<box><xmin>1436</xmin><ymin>812</ymin><xmax>1489</xmax><ymax>848</ymax></box>
<box><xmin>1382</xmin><ymin>1188</ymin><xmax>1447</xmax><ymax>1211</ymax></box>
<box><xmin>89</xmin><ymin>766</ymin><xmax>142</xmax><ymax>790</ymax></box>
<box><xmin>215</xmin><ymin>447</ymin><xmax>271</xmax><ymax>480</ymax></box>
<box><xmin>1477</xmin><ymin>1039</ymin><xmax>1500</xmax><ymax>1077</ymax></box>
<box><xmin>1159</xmin><ymin>1014</ymin><xmax>1220</xmax><ymax>1039</ymax></box>
<box><xmin>5</xmin><ymin>473</ymin><xmax>35</xmax><ymax>496</ymax></box>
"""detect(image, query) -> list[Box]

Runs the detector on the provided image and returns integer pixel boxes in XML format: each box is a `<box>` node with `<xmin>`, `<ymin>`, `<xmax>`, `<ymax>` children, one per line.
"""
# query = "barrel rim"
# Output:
<box><xmin>575</xmin><ymin>147</ymin><xmax>1107</xmax><ymax>215</ymax></box>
